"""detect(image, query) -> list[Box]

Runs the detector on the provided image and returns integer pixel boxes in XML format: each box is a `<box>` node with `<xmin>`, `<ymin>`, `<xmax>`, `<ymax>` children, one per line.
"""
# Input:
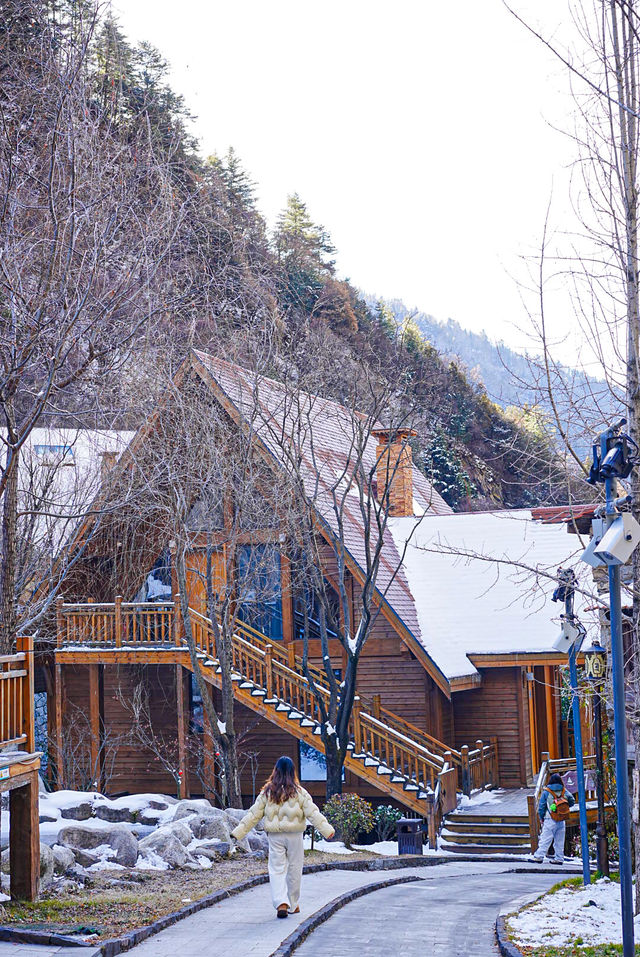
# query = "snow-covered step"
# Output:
<box><xmin>313</xmin><ymin>726</ymin><xmax>322</xmax><ymax>736</ymax></box>
<box><xmin>251</xmin><ymin>689</ymin><xmax>266</xmax><ymax>697</ymax></box>
<box><xmin>364</xmin><ymin>757</ymin><xmax>379</xmax><ymax>767</ymax></box>
<box><xmin>287</xmin><ymin>711</ymin><xmax>303</xmax><ymax>720</ymax></box>
<box><xmin>263</xmin><ymin>697</ymin><xmax>279</xmax><ymax>705</ymax></box>
<box><xmin>215</xmin><ymin>667</ymin><xmax>223</xmax><ymax>674</ymax></box>
<box><xmin>239</xmin><ymin>681</ymin><xmax>254</xmax><ymax>689</ymax></box>
<box><xmin>403</xmin><ymin>783</ymin><xmax>419</xmax><ymax>792</ymax></box>
<box><xmin>276</xmin><ymin>703</ymin><xmax>291</xmax><ymax>713</ymax></box>
<box><xmin>351</xmin><ymin>752</ymin><xmax>367</xmax><ymax>760</ymax></box>
<box><xmin>300</xmin><ymin>718</ymin><xmax>315</xmax><ymax>728</ymax></box>
<box><xmin>390</xmin><ymin>775</ymin><xmax>405</xmax><ymax>784</ymax></box>
<box><xmin>376</xmin><ymin>766</ymin><xmax>393</xmax><ymax>776</ymax></box>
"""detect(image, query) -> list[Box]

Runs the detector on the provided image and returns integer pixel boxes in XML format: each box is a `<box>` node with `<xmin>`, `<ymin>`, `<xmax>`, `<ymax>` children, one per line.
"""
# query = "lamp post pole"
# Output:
<box><xmin>603</xmin><ymin>454</ymin><xmax>634</xmax><ymax>955</ymax></box>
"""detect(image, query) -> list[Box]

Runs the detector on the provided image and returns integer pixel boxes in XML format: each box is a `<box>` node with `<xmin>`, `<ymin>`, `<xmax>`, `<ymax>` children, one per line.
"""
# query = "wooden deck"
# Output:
<box><xmin>452</xmin><ymin>788</ymin><xmax>534</xmax><ymax>817</ymax></box>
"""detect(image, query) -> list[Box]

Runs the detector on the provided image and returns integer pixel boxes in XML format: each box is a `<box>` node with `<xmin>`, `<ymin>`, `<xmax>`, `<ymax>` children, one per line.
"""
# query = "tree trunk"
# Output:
<box><xmin>0</xmin><ymin>442</ymin><xmax>18</xmax><ymax>654</ymax></box>
<box><xmin>324</xmin><ymin>737</ymin><xmax>343</xmax><ymax>799</ymax></box>
<box><xmin>220</xmin><ymin>733</ymin><xmax>242</xmax><ymax>809</ymax></box>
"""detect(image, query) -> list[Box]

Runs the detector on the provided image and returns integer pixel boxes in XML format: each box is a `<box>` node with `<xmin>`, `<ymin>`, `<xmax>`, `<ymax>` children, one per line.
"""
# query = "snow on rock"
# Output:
<box><xmin>217</xmin><ymin>720</ymin><xmax>227</xmax><ymax>734</ymax></box>
<box><xmin>508</xmin><ymin>877</ymin><xmax>640</xmax><ymax>948</ymax></box>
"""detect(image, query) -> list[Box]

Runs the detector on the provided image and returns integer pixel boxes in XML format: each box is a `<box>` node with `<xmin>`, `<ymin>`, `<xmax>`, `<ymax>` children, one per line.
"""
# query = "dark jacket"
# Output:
<box><xmin>538</xmin><ymin>782</ymin><xmax>575</xmax><ymax>820</ymax></box>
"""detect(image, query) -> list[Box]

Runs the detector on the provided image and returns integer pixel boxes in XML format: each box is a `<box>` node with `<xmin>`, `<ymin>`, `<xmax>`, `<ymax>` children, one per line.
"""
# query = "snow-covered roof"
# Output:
<box><xmin>388</xmin><ymin>510</ymin><xmax>599</xmax><ymax>682</ymax></box>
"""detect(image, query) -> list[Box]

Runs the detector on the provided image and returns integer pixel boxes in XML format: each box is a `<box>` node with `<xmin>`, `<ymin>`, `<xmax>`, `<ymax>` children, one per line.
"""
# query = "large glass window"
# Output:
<box><xmin>299</xmin><ymin>740</ymin><xmax>345</xmax><ymax>782</ymax></box>
<box><xmin>236</xmin><ymin>544</ymin><xmax>283</xmax><ymax>641</ymax></box>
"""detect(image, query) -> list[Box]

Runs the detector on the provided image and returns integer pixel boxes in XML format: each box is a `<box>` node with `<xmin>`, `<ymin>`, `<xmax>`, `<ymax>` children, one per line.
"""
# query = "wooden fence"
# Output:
<box><xmin>527</xmin><ymin>751</ymin><xmax>600</xmax><ymax>852</ymax></box>
<box><xmin>1</xmin><ymin>636</ymin><xmax>34</xmax><ymax>752</ymax></box>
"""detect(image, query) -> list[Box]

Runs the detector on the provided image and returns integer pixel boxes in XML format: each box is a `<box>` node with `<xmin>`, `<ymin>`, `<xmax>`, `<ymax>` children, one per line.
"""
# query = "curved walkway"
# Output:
<box><xmin>0</xmin><ymin>861</ymin><xmax>566</xmax><ymax>957</ymax></box>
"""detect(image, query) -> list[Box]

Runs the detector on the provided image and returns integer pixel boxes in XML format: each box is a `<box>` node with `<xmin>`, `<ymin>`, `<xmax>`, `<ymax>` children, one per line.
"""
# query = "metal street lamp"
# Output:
<box><xmin>584</xmin><ymin>641</ymin><xmax>609</xmax><ymax>878</ymax></box>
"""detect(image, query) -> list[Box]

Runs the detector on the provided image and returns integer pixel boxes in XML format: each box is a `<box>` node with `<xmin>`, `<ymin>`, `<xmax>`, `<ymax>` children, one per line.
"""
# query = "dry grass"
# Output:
<box><xmin>0</xmin><ymin>849</ymin><xmax>380</xmax><ymax>941</ymax></box>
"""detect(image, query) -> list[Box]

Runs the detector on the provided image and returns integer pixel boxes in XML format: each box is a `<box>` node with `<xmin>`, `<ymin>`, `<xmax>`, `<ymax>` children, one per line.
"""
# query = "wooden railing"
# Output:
<box><xmin>2</xmin><ymin>637</ymin><xmax>35</xmax><ymax>752</ymax></box>
<box><xmin>58</xmin><ymin>600</ymin><xmax>499</xmax><ymax>801</ymax></box>
<box><xmin>57</xmin><ymin>599</ymin><xmax>175</xmax><ymax>648</ymax></box>
<box><xmin>425</xmin><ymin>763</ymin><xmax>458</xmax><ymax>848</ymax></box>
<box><xmin>527</xmin><ymin>751</ymin><xmax>600</xmax><ymax>852</ymax></box>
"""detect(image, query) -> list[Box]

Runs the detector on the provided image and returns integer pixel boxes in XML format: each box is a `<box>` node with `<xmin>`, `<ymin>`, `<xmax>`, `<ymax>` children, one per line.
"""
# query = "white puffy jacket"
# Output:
<box><xmin>231</xmin><ymin>786</ymin><xmax>334</xmax><ymax>841</ymax></box>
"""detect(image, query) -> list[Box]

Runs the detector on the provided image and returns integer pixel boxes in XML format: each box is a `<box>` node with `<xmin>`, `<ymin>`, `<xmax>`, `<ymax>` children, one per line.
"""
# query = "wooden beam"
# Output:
<box><xmin>176</xmin><ymin>665</ymin><xmax>188</xmax><ymax>799</ymax></box>
<box><xmin>527</xmin><ymin>673</ymin><xmax>539</xmax><ymax>776</ymax></box>
<box><xmin>544</xmin><ymin>665</ymin><xmax>558</xmax><ymax>760</ymax></box>
<box><xmin>9</xmin><ymin>772</ymin><xmax>39</xmax><ymax>901</ymax></box>
<box><xmin>89</xmin><ymin>664</ymin><xmax>101</xmax><ymax>789</ymax></box>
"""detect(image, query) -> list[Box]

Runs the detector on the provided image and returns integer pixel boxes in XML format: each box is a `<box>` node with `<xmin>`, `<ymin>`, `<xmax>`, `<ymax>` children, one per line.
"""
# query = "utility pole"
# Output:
<box><xmin>584</xmin><ymin>640</ymin><xmax>609</xmax><ymax>877</ymax></box>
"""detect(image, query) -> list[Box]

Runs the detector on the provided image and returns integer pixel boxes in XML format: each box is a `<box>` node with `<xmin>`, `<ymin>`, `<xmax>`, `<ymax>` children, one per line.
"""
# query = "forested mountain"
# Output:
<box><xmin>1</xmin><ymin>0</ymin><xmax>580</xmax><ymax>514</ymax></box>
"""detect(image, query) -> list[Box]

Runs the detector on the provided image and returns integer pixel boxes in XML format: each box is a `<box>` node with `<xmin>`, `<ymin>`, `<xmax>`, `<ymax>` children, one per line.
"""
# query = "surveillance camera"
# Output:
<box><xmin>593</xmin><ymin>513</ymin><xmax>640</xmax><ymax>566</ymax></box>
<box><xmin>552</xmin><ymin>616</ymin><xmax>586</xmax><ymax>654</ymax></box>
<box><xmin>581</xmin><ymin>518</ymin><xmax>607</xmax><ymax>568</ymax></box>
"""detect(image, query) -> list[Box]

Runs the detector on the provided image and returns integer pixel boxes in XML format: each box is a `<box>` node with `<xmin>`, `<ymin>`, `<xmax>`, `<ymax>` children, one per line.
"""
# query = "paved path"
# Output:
<box><xmin>0</xmin><ymin>861</ymin><xmax>565</xmax><ymax>957</ymax></box>
<box><xmin>295</xmin><ymin>862</ymin><xmax>559</xmax><ymax>957</ymax></box>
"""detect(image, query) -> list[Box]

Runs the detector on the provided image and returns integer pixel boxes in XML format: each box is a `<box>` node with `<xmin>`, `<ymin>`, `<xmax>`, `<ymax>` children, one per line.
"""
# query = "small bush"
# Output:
<box><xmin>375</xmin><ymin>804</ymin><xmax>403</xmax><ymax>842</ymax></box>
<box><xmin>324</xmin><ymin>793</ymin><xmax>375</xmax><ymax>848</ymax></box>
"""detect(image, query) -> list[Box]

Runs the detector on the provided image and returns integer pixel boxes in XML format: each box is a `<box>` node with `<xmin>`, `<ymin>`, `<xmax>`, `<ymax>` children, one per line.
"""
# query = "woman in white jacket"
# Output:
<box><xmin>231</xmin><ymin>755</ymin><xmax>335</xmax><ymax>918</ymax></box>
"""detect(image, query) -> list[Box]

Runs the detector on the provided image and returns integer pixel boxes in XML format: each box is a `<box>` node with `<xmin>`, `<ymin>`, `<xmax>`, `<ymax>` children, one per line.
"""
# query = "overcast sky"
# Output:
<box><xmin>114</xmin><ymin>0</ymin><xmax>576</xmax><ymax>356</ymax></box>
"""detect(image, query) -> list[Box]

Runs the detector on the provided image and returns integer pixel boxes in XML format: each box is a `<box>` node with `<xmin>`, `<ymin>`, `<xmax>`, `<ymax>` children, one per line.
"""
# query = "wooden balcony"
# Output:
<box><xmin>2</xmin><ymin>636</ymin><xmax>41</xmax><ymax>901</ymax></box>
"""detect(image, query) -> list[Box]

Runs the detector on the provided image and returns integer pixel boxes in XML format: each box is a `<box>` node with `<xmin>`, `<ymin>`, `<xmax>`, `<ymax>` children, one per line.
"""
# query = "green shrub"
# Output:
<box><xmin>324</xmin><ymin>793</ymin><xmax>375</xmax><ymax>848</ymax></box>
<box><xmin>375</xmin><ymin>804</ymin><xmax>403</xmax><ymax>842</ymax></box>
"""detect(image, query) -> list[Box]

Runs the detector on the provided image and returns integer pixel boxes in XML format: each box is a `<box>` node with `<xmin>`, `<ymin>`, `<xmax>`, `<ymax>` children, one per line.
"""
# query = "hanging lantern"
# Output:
<box><xmin>584</xmin><ymin>641</ymin><xmax>607</xmax><ymax>683</ymax></box>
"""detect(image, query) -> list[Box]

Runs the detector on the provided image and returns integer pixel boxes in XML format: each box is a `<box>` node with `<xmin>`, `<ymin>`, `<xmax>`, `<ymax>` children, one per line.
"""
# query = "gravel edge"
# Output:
<box><xmin>495</xmin><ymin>915</ymin><xmax>526</xmax><ymax>957</ymax></box>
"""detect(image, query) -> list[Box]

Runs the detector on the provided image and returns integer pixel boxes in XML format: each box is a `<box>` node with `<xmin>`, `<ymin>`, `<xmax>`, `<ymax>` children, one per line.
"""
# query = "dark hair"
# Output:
<box><xmin>263</xmin><ymin>756</ymin><xmax>300</xmax><ymax>804</ymax></box>
<box><xmin>548</xmin><ymin>772</ymin><xmax>564</xmax><ymax>787</ymax></box>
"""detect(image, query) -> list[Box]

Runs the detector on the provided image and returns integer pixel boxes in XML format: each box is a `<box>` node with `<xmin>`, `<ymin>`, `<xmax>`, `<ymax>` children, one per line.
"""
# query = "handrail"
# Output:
<box><xmin>58</xmin><ymin>601</ymin><xmax>499</xmax><ymax>796</ymax></box>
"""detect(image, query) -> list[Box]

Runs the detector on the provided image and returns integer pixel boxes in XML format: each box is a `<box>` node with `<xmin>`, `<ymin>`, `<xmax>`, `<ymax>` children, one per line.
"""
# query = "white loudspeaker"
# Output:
<box><xmin>581</xmin><ymin>518</ymin><xmax>606</xmax><ymax>568</ymax></box>
<box><xmin>552</xmin><ymin>617</ymin><xmax>585</xmax><ymax>654</ymax></box>
<box><xmin>593</xmin><ymin>513</ymin><xmax>640</xmax><ymax>566</ymax></box>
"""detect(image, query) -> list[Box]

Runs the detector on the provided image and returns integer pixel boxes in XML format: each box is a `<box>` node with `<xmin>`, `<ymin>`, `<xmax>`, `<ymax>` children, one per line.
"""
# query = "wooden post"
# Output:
<box><xmin>54</xmin><ymin>661</ymin><xmax>64</xmax><ymax>788</ymax></box>
<box><xmin>477</xmin><ymin>739</ymin><xmax>485</xmax><ymax>789</ymax></box>
<box><xmin>89</xmin><ymin>664</ymin><xmax>101</xmax><ymax>789</ymax></box>
<box><xmin>17</xmin><ymin>636</ymin><xmax>35</xmax><ymax>754</ymax></box>
<box><xmin>115</xmin><ymin>595</ymin><xmax>122</xmax><ymax>648</ymax></box>
<box><xmin>203</xmin><ymin>691</ymin><xmax>217</xmax><ymax>804</ymax></box>
<box><xmin>373</xmin><ymin>694</ymin><xmax>381</xmax><ymax>721</ymax></box>
<box><xmin>265</xmin><ymin>644</ymin><xmax>273</xmax><ymax>697</ymax></box>
<box><xmin>527</xmin><ymin>674</ymin><xmax>539</xmax><ymax>775</ymax></box>
<box><xmin>175</xmin><ymin>665</ymin><xmax>188</xmax><ymax>799</ymax></box>
<box><xmin>10</xmin><ymin>773</ymin><xmax>39</xmax><ymax>900</ymax></box>
<box><xmin>353</xmin><ymin>695</ymin><xmax>362</xmax><ymax>752</ymax></box>
<box><xmin>527</xmin><ymin>793</ymin><xmax>539</xmax><ymax>854</ymax></box>
<box><xmin>544</xmin><ymin>665</ymin><xmax>558</xmax><ymax>759</ymax></box>
<box><xmin>425</xmin><ymin>793</ymin><xmax>437</xmax><ymax>849</ymax></box>
<box><xmin>280</xmin><ymin>553</ymin><xmax>293</xmax><ymax>643</ymax></box>
<box><xmin>287</xmin><ymin>645</ymin><xmax>296</xmax><ymax>671</ymax></box>
<box><xmin>461</xmin><ymin>745</ymin><xmax>470</xmax><ymax>796</ymax></box>
<box><xmin>174</xmin><ymin>593</ymin><xmax>183</xmax><ymax>646</ymax></box>
<box><xmin>56</xmin><ymin>597</ymin><xmax>64</xmax><ymax>648</ymax></box>
<box><xmin>490</xmin><ymin>736</ymin><xmax>499</xmax><ymax>786</ymax></box>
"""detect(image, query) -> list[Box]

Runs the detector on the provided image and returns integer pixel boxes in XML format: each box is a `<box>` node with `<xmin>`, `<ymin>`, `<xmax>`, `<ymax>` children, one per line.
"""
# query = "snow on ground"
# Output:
<box><xmin>457</xmin><ymin>788</ymin><xmax>505</xmax><ymax>808</ymax></box>
<box><xmin>508</xmin><ymin>877</ymin><xmax>640</xmax><ymax>948</ymax></box>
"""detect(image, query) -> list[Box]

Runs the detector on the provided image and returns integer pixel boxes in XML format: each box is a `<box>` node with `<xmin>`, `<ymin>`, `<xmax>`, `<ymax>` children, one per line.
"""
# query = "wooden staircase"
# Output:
<box><xmin>57</xmin><ymin>600</ymin><xmax>499</xmax><ymax>833</ymax></box>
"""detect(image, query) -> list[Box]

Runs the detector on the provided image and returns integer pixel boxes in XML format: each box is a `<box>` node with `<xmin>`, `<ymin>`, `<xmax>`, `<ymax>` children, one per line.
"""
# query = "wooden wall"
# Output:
<box><xmin>452</xmin><ymin>667</ymin><xmax>529</xmax><ymax>787</ymax></box>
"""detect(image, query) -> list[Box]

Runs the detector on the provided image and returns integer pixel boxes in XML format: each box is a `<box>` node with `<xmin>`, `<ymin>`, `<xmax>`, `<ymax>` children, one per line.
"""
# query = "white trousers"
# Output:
<box><xmin>533</xmin><ymin>815</ymin><xmax>566</xmax><ymax>862</ymax></box>
<box><xmin>268</xmin><ymin>832</ymin><xmax>304</xmax><ymax>911</ymax></box>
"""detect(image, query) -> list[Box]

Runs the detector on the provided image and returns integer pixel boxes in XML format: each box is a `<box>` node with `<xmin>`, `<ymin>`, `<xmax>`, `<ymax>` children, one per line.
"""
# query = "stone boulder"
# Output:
<box><xmin>58</xmin><ymin>824</ymin><xmax>138</xmax><ymax>868</ymax></box>
<box><xmin>172</xmin><ymin>800</ymin><xmax>214</xmax><ymax>822</ymax></box>
<box><xmin>148</xmin><ymin>797</ymin><xmax>177</xmax><ymax>809</ymax></box>
<box><xmin>193</xmin><ymin>840</ymin><xmax>231</xmax><ymax>861</ymax></box>
<box><xmin>39</xmin><ymin>843</ymin><xmax>55</xmax><ymax>886</ymax></box>
<box><xmin>51</xmin><ymin>844</ymin><xmax>76</xmax><ymax>874</ymax></box>
<box><xmin>182</xmin><ymin>810</ymin><xmax>230</xmax><ymax>843</ymax></box>
<box><xmin>60</xmin><ymin>802</ymin><xmax>93</xmax><ymax>821</ymax></box>
<box><xmin>225</xmin><ymin>806</ymin><xmax>262</xmax><ymax>832</ymax></box>
<box><xmin>248</xmin><ymin>832</ymin><xmax>268</xmax><ymax>854</ymax></box>
<box><xmin>94</xmin><ymin>804</ymin><xmax>134</xmax><ymax>824</ymax></box>
<box><xmin>39</xmin><ymin>812</ymin><xmax>58</xmax><ymax>823</ymax></box>
<box><xmin>166</xmin><ymin>820</ymin><xmax>193</xmax><ymax>846</ymax></box>
<box><xmin>138</xmin><ymin>828</ymin><xmax>189</xmax><ymax>868</ymax></box>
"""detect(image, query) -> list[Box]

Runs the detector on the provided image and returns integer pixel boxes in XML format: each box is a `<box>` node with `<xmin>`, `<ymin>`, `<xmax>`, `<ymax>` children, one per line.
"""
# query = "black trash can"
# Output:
<box><xmin>397</xmin><ymin>817</ymin><xmax>422</xmax><ymax>855</ymax></box>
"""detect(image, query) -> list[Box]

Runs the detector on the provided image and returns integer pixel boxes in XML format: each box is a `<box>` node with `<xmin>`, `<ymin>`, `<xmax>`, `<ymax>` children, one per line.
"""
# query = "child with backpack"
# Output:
<box><xmin>529</xmin><ymin>772</ymin><xmax>575</xmax><ymax>864</ymax></box>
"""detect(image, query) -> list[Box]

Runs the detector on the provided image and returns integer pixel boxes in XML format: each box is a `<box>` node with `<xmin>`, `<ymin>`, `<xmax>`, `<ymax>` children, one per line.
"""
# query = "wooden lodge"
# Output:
<box><xmin>39</xmin><ymin>352</ymin><xmax>592</xmax><ymax>821</ymax></box>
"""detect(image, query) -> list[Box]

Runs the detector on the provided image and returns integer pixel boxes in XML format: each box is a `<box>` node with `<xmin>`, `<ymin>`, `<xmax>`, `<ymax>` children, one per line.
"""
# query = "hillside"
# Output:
<box><xmin>5</xmin><ymin>1</ymin><xmax>578</xmax><ymax>515</ymax></box>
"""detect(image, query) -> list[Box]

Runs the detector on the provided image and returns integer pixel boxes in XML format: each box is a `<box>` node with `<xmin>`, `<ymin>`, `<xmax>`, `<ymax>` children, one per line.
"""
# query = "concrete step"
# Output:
<box><xmin>444</xmin><ymin>820</ymin><xmax>529</xmax><ymax>836</ymax></box>
<box><xmin>441</xmin><ymin>830</ymin><xmax>531</xmax><ymax>847</ymax></box>
<box><xmin>440</xmin><ymin>840</ymin><xmax>530</xmax><ymax>856</ymax></box>
<box><xmin>449</xmin><ymin>813</ymin><xmax>529</xmax><ymax>826</ymax></box>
